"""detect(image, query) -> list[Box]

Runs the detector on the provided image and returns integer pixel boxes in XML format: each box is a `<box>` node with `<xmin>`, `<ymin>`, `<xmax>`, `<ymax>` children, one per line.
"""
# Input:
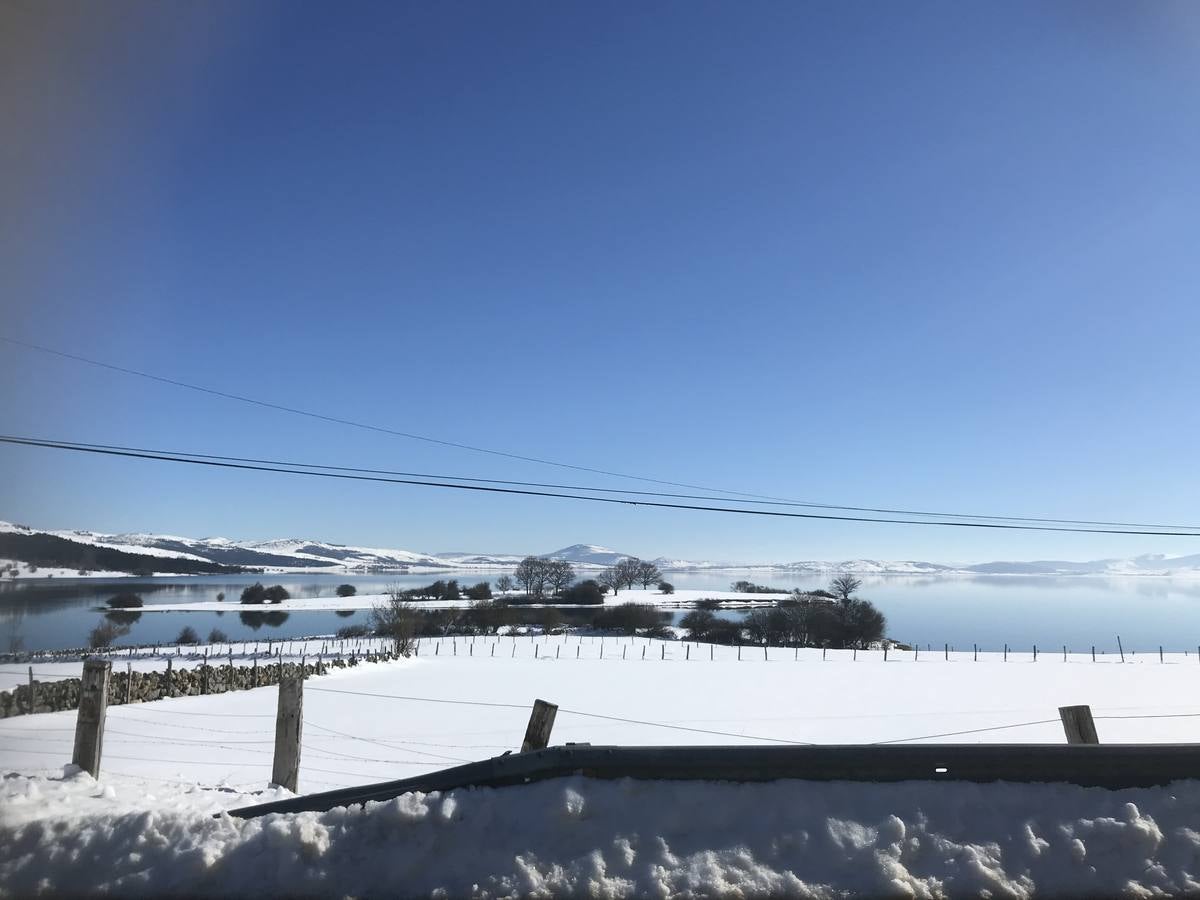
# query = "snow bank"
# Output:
<box><xmin>2</xmin><ymin>768</ymin><xmax>1199</xmax><ymax>897</ymax></box>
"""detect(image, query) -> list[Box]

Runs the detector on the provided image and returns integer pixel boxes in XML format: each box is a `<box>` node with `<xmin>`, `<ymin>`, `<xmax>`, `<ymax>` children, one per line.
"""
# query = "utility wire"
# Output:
<box><xmin>0</xmin><ymin>336</ymin><xmax>783</xmax><ymax>502</ymax></box>
<box><xmin>873</xmin><ymin>719</ymin><xmax>1061</xmax><ymax>744</ymax></box>
<box><xmin>4</xmin><ymin>434</ymin><xmax>1200</xmax><ymax>537</ymax></box>
<box><xmin>17</xmin><ymin>435</ymin><xmax>1200</xmax><ymax>532</ymax></box>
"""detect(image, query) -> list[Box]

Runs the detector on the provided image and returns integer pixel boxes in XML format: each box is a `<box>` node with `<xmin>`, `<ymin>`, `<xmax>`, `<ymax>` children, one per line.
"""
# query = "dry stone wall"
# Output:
<box><xmin>0</xmin><ymin>650</ymin><xmax>402</xmax><ymax>718</ymax></box>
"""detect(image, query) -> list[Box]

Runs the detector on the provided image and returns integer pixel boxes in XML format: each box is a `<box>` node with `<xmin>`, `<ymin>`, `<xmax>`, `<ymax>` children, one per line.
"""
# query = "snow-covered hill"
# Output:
<box><xmin>3</xmin><ymin>520</ymin><xmax>1200</xmax><ymax>577</ymax></box>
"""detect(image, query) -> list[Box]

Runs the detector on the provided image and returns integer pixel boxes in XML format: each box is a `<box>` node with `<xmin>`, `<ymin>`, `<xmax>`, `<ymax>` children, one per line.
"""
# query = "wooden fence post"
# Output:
<box><xmin>271</xmin><ymin>670</ymin><xmax>303</xmax><ymax>791</ymax></box>
<box><xmin>72</xmin><ymin>659</ymin><xmax>111</xmax><ymax>777</ymax></box>
<box><xmin>520</xmin><ymin>699</ymin><xmax>557</xmax><ymax>752</ymax></box>
<box><xmin>1059</xmin><ymin>705</ymin><xmax>1099</xmax><ymax>745</ymax></box>
<box><xmin>165</xmin><ymin>658</ymin><xmax>174</xmax><ymax>698</ymax></box>
<box><xmin>1117</xmin><ymin>635</ymin><xmax>1125</xmax><ymax>663</ymax></box>
<box><xmin>125</xmin><ymin>662</ymin><xmax>132</xmax><ymax>705</ymax></box>
<box><xmin>202</xmin><ymin>650</ymin><xmax>209</xmax><ymax>695</ymax></box>
<box><xmin>27</xmin><ymin>666</ymin><xmax>35</xmax><ymax>714</ymax></box>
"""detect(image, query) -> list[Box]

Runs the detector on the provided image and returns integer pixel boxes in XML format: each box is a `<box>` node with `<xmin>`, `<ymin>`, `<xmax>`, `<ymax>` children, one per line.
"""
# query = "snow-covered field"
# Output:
<box><xmin>4</xmin><ymin>639</ymin><xmax>1200</xmax><ymax>896</ymax></box>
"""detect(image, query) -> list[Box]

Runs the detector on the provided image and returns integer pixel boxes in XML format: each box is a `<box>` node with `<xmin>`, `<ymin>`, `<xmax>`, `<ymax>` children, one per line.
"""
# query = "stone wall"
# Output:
<box><xmin>0</xmin><ymin>650</ymin><xmax>402</xmax><ymax>718</ymax></box>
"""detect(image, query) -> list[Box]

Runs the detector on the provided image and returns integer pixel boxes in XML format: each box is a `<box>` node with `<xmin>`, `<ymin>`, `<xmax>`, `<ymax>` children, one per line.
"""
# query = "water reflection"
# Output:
<box><xmin>103</xmin><ymin>610</ymin><xmax>142</xmax><ymax>626</ymax></box>
<box><xmin>239</xmin><ymin>610</ymin><xmax>291</xmax><ymax>630</ymax></box>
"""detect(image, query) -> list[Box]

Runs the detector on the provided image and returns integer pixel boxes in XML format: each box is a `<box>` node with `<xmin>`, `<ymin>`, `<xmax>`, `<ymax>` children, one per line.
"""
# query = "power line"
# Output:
<box><xmin>554</xmin><ymin>707</ymin><xmax>814</xmax><ymax>745</ymax></box>
<box><xmin>10</xmin><ymin>337</ymin><xmax>1197</xmax><ymax>532</ymax></box>
<box><xmin>17</xmin><ymin>435</ymin><xmax>1200</xmax><ymax>533</ymax></box>
<box><xmin>0</xmin><ymin>336</ymin><xmax>783</xmax><ymax>502</ymax></box>
<box><xmin>872</xmin><ymin>719</ymin><xmax>1060</xmax><ymax>744</ymax></box>
<box><xmin>4</xmin><ymin>434</ymin><xmax>1200</xmax><ymax>537</ymax></box>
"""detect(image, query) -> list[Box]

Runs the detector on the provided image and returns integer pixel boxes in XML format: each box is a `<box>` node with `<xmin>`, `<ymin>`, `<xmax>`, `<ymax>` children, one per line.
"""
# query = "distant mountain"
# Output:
<box><xmin>3</xmin><ymin>520</ymin><xmax>1200</xmax><ymax>578</ymax></box>
<box><xmin>543</xmin><ymin>544</ymin><xmax>632</xmax><ymax>566</ymax></box>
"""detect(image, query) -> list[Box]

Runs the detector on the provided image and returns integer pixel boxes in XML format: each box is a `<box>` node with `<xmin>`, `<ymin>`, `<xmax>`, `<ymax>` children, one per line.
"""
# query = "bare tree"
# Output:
<box><xmin>614</xmin><ymin>558</ymin><xmax>640</xmax><ymax>592</ymax></box>
<box><xmin>635</xmin><ymin>560</ymin><xmax>663</xmax><ymax>589</ymax></box>
<box><xmin>829</xmin><ymin>575</ymin><xmax>863</xmax><ymax>602</ymax></box>
<box><xmin>514</xmin><ymin>556</ymin><xmax>547</xmax><ymax>598</ymax></box>
<box><xmin>545</xmin><ymin>560</ymin><xmax>576</xmax><ymax>596</ymax></box>
<box><xmin>597</xmin><ymin>566</ymin><xmax>621</xmax><ymax>595</ymax></box>
<box><xmin>495</xmin><ymin>574</ymin><xmax>515</xmax><ymax>594</ymax></box>
<box><xmin>372</xmin><ymin>587</ymin><xmax>419</xmax><ymax>654</ymax></box>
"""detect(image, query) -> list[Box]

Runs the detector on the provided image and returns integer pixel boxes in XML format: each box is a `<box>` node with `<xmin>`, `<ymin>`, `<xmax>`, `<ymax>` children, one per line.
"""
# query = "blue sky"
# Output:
<box><xmin>2</xmin><ymin>1</ymin><xmax>1199</xmax><ymax>563</ymax></box>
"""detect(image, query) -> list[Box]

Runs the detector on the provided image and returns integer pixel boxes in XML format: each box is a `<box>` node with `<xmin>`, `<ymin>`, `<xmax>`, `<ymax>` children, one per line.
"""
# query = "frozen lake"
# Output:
<box><xmin>3</xmin><ymin>570</ymin><xmax>1200</xmax><ymax>653</ymax></box>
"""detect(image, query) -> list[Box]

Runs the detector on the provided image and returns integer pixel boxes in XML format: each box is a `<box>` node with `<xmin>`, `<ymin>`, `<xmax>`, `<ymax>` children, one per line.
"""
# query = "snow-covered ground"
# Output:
<box><xmin>4</xmin><ymin>767</ymin><xmax>1199</xmax><ymax>897</ymax></box>
<box><xmin>4</xmin><ymin>640</ymin><xmax>1200</xmax><ymax>895</ymax></box>
<box><xmin>17</xmin><ymin>640</ymin><xmax>1200</xmax><ymax>888</ymax></box>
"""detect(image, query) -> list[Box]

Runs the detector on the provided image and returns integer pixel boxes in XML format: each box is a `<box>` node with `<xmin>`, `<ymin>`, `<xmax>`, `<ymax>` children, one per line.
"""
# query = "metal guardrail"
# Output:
<box><xmin>226</xmin><ymin>743</ymin><xmax>1200</xmax><ymax>819</ymax></box>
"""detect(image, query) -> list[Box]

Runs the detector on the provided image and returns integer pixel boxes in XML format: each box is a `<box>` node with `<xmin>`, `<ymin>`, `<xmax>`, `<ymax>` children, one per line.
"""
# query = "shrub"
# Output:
<box><xmin>462</xmin><ymin>599</ymin><xmax>511</xmax><ymax>634</ymax></box>
<box><xmin>697</xmin><ymin>598</ymin><xmax>722</xmax><ymax>610</ymax></box>
<box><xmin>240</xmin><ymin>583</ymin><xmax>267</xmax><ymax>604</ymax></box>
<box><xmin>264</xmin><ymin>585</ymin><xmax>290</xmax><ymax>604</ymax></box>
<box><xmin>658</xmin><ymin>581</ymin><xmax>675</xmax><ymax>594</ymax></box>
<box><xmin>216</xmin><ymin>592</ymin><xmax>225</xmax><ymax>602</ymax></box>
<box><xmin>208</xmin><ymin>628</ymin><xmax>229</xmax><ymax>643</ymax></box>
<box><xmin>593</xmin><ymin>603</ymin><xmax>664</xmax><ymax>634</ymax></box>
<box><xmin>641</xmin><ymin>625</ymin><xmax>675</xmax><ymax>640</ymax></box>
<box><xmin>464</xmin><ymin>581</ymin><xmax>492</xmax><ymax>601</ymax></box>
<box><xmin>106</xmin><ymin>592</ymin><xmax>144</xmax><ymax>609</ymax></box>
<box><xmin>176</xmin><ymin>626</ymin><xmax>200</xmax><ymax>645</ymax></box>
<box><xmin>336</xmin><ymin>584</ymin><xmax>357</xmax><ymax>598</ymax></box>
<box><xmin>680</xmin><ymin>609</ymin><xmax>716</xmax><ymax>640</ymax></box>
<box><xmin>372</xmin><ymin>589</ymin><xmax>418</xmax><ymax>655</ymax></box>
<box><xmin>336</xmin><ymin>623</ymin><xmax>371</xmax><ymax>639</ymax></box>
<box><xmin>540</xmin><ymin>607</ymin><xmax>564</xmax><ymax>632</ymax></box>
<box><xmin>559</xmin><ymin>579</ymin><xmax>605</xmax><ymax>605</ymax></box>
<box><xmin>88</xmin><ymin>621</ymin><xmax>128</xmax><ymax>648</ymax></box>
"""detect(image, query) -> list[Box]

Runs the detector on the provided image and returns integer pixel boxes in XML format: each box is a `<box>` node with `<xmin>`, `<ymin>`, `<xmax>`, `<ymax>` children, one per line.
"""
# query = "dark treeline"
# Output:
<box><xmin>687</xmin><ymin>577</ymin><xmax>886</xmax><ymax>649</ymax></box>
<box><xmin>0</xmin><ymin>532</ymin><xmax>247</xmax><ymax>576</ymax></box>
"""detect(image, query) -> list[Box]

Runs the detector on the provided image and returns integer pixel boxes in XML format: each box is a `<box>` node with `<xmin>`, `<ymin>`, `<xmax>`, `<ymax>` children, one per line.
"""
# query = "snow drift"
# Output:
<box><xmin>2</xmin><ymin>768</ymin><xmax>1199</xmax><ymax>897</ymax></box>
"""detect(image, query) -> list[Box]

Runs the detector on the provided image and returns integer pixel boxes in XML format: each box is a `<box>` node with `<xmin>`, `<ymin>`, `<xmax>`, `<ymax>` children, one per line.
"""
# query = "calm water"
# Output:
<box><xmin>3</xmin><ymin>570</ymin><xmax>1200</xmax><ymax>653</ymax></box>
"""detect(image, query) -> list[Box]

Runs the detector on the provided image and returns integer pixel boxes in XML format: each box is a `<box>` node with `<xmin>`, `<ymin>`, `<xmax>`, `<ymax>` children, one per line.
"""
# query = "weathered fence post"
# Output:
<box><xmin>1059</xmin><ymin>705</ymin><xmax>1099</xmax><ymax>745</ymax></box>
<box><xmin>1033</xmin><ymin>645</ymin><xmax>1038</xmax><ymax>662</ymax></box>
<box><xmin>271</xmin><ymin>671</ymin><xmax>303</xmax><ymax>792</ymax></box>
<box><xmin>1003</xmin><ymin>643</ymin><xmax>1007</xmax><ymax>662</ymax></box>
<box><xmin>973</xmin><ymin>644</ymin><xmax>977</xmax><ymax>662</ymax></box>
<box><xmin>1160</xmin><ymin>646</ymin><xmax>1164</xmax><ymax>664</ymax></box>
<box><xmin>72</xmin><ymin>659</ymin><xmax>111</xmax><ymax>777</ymax></box>
<box><xmin>165</xmin><ymin>658</ymin><xmax>174</xmax><ymax>698</ymax></box>
<box><xmin>520</xmin><ymin>699</ymin><xmax>558</xmax><ymax>752</ymax></box>
<box><xmin>202</xmin><ymin>650</ymin><xmax>209</xmax><ymax>695</ymax></box>
<box><xmin>125</xmin><ymin>662</ymin><xmax>132</xmax><ymax>705</ymax></box>
<box><xmin>27</xmin><ymin>666</ymin><xmax>35</xmax><ymax>714</ymax></box>
<box><xmin>1117</xmin><ymin>635</ymin><xmax>1125</xmax><ymax>663</ymax></box>
<box><xmin>884</xmin><ymin>644</ymin><xmax>888</xmax><ymax>662</ymax></box>
<box><xmin>944</xmin><ymin>643</ymin><xmax>948</xmax><ymax>660</ymax></box>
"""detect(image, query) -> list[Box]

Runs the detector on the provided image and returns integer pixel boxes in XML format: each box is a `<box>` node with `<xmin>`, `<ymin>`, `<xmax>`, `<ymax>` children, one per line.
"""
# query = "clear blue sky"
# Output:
<box><xmin>3</xmin><ymin>1</ymin><xmax>1199</xmax><ymax>563</ymax></box>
